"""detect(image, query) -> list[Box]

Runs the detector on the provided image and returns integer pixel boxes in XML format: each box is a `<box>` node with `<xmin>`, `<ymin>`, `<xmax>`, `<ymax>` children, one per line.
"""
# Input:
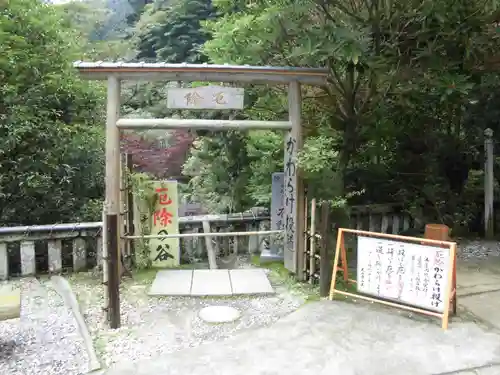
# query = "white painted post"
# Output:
<box><xmin>48</xmin><ymin>240</ymin><xmax>62</xmax><ymax>273</ymax></box>
<box><xmin>202</xmin><ymin>220</ymin><xmax>218</xmax><ymax>269</ymax></box>
<box><xmin>194</xmin><ymin>229</ymin><xmax>204</xmax><ymax>259</ymax></box>
<box><xmin>392</xmin><ymin>215</ymin><xmax>400</xmax><ymax>234</ymax></box>
<box><xmin>0</xmin><ymin>243</ymin><xmax>8</xmax><ymax>280</ymax></box>
<box><xmin>183</xmin><ymin>228</ymin><xmax>195</xmax><ymax>261</ymax></box>
<box><xmin>73</xmin><ymin>238</ymin><xmax>87</xmax><ymax>271</ymax></box>
<box><xmin>96</xmin><ymin>235</ymin><xmax>103</xmax><ymax>269</ymax></box>
<box><xmin>485</xmin><ymin>128</ymin><xmax>495</xmax><ymax>239</ymax></box>
<box><xmin>258</xmin><ymin>220</ymin><xmax>268</xmax><ymax>255</ymax></box>
<box><xmin>402</xmin><ymin>215</ymin><xmax>410</xmax><ymax>232</ymax></box>
<box><xmin>20</xmin><ymin>240</ymin><xmax>36</xmax><ymax>276</ymax></box>
<box><xmin>247</xmin><ymin>222</ymin><xmax>259</xmax><ymax>254</ymax></box>
<box><xmin>380</xmin><ymin>215</ymin><xmax>389</xmax><ymax>234</ymax></box>
<box><xmin>356</xmin><ymin>214</ymin><xmax>362</xmax><ymax>230</ymax></box>
<box><xmin>284</xmin><ymin>81</ymin><xmax>305</xmax><ymax>279</ymax></box>
<box><xmin>233</xmin><ymin>235</ymin><xmax>239</xmax><ymax>255</ymax></box>
<box><xmin>368</xmin><ymin>213</ymin><xmax>376</xmax><ymax>232</ymax></box>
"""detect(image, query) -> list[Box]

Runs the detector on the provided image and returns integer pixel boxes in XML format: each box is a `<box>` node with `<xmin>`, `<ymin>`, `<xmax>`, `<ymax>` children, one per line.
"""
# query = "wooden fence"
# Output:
<box><xmin>0</xmin><ymin>204</ymin><xmax>415</xmax><ymax>280</ymax></box>
<box><xmin>303</xmin><ymin>202</ymin><xmax>417</xmax><ymax>291</ymax></box>
<box><xmin>349</xmin><ymin>203</ymin><xmax>414</xmax><ymax>234</ymax></box>
<box><xmin>0</xmin><ymin>210</ymin><xmax>270</xmax><ymax>280</ymax></box>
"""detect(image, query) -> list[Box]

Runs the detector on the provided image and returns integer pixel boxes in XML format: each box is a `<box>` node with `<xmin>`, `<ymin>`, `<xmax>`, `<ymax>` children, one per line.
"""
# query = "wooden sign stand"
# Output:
<box><xmin>329</xmin><ymin>228</ymin><xmax>457</xmax><ymax>330</ymax></box>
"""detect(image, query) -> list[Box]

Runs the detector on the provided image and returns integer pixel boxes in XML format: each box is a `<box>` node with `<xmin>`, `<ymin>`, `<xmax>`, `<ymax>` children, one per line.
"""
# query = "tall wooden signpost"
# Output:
<box><xmin>74</xmin><ymin>61</ymin><xmax>329</xmax><ymax>328</ymax></box>
<box><xmin>283</xmin><ymin>82</ymin><xmax>306</xmax><ymax>279</ymax></box>
<box><xmin>149</xmin><ymin>181</ymin><xmax>181</xmax><ymax>267</ymax></box>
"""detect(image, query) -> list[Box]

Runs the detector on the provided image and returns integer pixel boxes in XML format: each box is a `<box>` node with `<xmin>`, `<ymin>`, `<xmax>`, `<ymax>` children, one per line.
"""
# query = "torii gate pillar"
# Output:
<box><xmin>283</xmin><ymin>81</ymin><xmax>305</xmax><ymax>280</ymax></box>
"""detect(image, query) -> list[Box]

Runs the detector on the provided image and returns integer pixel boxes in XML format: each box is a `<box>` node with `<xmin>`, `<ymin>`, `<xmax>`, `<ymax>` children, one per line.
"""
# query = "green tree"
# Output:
<box><xmin>201</xmin><ymin>0</ymin><xmax>500</xmax><ymax>227</ymax></box>
<box><xmin>57</xmin><ymin>0</ymin><xmax>135</xmax><ymax>60</ymax></box>
<box><xmin>134</xmin><ymin>0</ymin><xmax>217</xmax><ymax>63</ymax></box>
<box><xmin>0</xmin><ymin>0</ymin><xmax>105</xmax><ymax>225</ymax></box>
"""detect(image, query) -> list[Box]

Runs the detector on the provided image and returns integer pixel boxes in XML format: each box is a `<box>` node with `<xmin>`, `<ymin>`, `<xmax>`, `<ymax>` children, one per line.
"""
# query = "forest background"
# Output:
<box><xmin>3</xmin><ymin>0</ymin><xmax>500</xmax><ymax>237</ymax></box>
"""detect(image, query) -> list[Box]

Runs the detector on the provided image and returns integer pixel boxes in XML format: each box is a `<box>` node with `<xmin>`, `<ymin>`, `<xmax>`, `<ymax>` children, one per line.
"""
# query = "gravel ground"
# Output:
<box><xmin>0</xmin><ymin>278</ymin><xmax>89</xmax><ymax>375</ymax></box>
<box><xmin>70</xmin><ymin>260</ymin><xmax>307</xmax><ymax>368</ymax></box>
<box><xmin>1</xmin><ymin>240</ymin><xmax>497</xmax><ymax>375</ymax></box>
<box><xmin>457</xmin><ymin>240</ymin><xmax>500</xmax><ymax>260</ymax></box>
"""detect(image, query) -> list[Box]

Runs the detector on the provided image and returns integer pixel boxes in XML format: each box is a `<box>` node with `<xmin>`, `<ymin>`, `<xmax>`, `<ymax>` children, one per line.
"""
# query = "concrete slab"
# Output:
<box><xmin>460</xmin><ymin>290</ymin><xmax>500</xmax><ymax>330</ymax></box>
<box><xmin>453</xmin><ymin>363</ymin><xmax>500</xmax><ymax>375</ymax></box>
<box><xmin>457</xmin><ymin>263</ymin><xmax>500</xmax><ymax>297</ymax></box>
<box><xmin>103</xmin><ymin>301</ymin><xmax>500</xmax><ymax>375</ymax></box>
<box><xmin>229</xmin><ymin>269</ymin><xmax>274</xmax><ymax>295</ymax></box>
<box><xmin>191</xmin><ymin>270</ymin><xmax>232</xmax><ymax>296</ymax></box>
<box><xmin>149</xmin><ymin>270</ymin><xmax>193</xmax><ymax>296</ymax></box>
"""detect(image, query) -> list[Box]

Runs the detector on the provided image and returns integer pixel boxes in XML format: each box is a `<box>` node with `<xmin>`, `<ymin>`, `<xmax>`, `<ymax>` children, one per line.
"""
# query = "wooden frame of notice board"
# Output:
<box><xmin>329</xmin><ymin>228</ymin><xmax>457</xmax><ymax>330</ymax></box>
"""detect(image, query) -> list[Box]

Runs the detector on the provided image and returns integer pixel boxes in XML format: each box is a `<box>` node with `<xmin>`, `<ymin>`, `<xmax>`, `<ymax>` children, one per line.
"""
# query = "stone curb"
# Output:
<box><xmin>51</xmin><ymin>275</ymin><xmax>101</xmax><ymax>373</ymax></box>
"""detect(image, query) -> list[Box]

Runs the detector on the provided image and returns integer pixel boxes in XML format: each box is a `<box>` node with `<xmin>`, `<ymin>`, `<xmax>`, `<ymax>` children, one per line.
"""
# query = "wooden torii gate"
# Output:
<box><xmin>73</xmin><ymin>61</ymin><xmax>329</xmax><ymax>328</ymax></box>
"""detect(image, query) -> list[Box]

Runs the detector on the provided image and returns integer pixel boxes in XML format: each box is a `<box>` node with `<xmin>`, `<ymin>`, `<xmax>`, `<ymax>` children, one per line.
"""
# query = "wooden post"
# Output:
<box><xmin>105</xmin><ymin>75</ymin><xmax>121</xmax><ymax>329</ymax></box>
<box><xmin>319</xmin><ymin>202</ymin><xmax>331</xmax><ymax>297</ymax></box>
<box><xmin>484</xmin><ymin>128</ymin><xmax>494</xmax><ymax>239</ymax></box>
<box><xmin>0</xmin><ymin>243</ymin><xmax>8</xmax><ymax>280</ymax></box>
<box><xmin>309</xmin><ymin>198</ymin><xmax>317</xmax><ymax>284</ymax></box>
<box><xmin>303</xmin><ymin>193</ymin><xmax>308</xmax><ymax>279</ymax></box>
<box><xmin>119</xmin><ymin>153</ymin><xmax>125</xmax><ymax>277</ymax></box>
<box><xmin>202</xmin><ymin>220</ymin><xmax>218</xmax><ymax>269</ymax></box>
<box><xmin>20</xmin><ymin>241</ymin><xmax>36</xmax><ymax>276</ymax></box>
<box><xmin>102</xmin><ymin>207</ymin><xmax>109</xmax><ymax>322</ymax></box>
<box><xmin>284</xmin><ymin>81</ymin><xmax>305</xmax><ymax>279</ymax></box>
<box><xmin>72</xmin><ymin>238</ymin><xmax>87</xmax><ymax>272</ymax></box>
<box><xmin>48</xmin><ymin>240</ymin><xmax>62</xmax><ymax>273</ymax></box>
<box><xmin>126</xmin><ymin>153</ymin><xmax>135</xmax><ymax>264</ymax></box>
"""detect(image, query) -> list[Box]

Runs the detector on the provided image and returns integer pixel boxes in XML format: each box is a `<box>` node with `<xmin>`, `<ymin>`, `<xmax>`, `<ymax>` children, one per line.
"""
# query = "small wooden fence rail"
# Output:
<box><xmin>0</xmin><ymin>210</ymin><xmax>271</xmax><ymax>280</ymax></box>
<box><xmin>304</xmin><ymin>203</ymin><xmax>416</xmax><ymax>290</ymax></box>
<box><xmin>349</xmin><ymin>203</ymin><xmax>413</xmax><ymax>234</ymax></box>
<box><xmin>0</xmin><ymin>203</ymin><xmax>414</xmax><ymax>280</ymax></box>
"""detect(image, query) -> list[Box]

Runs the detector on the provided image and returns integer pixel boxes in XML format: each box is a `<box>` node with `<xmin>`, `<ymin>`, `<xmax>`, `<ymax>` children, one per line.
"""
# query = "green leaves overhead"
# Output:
<box><xmin>0</xmin><ymin>0</ymin><xmax>105</xmax><ymax>225</ymax></box>
<box><xmin>20</xmin><ymin>0</ymin><xmax>499</xmax><ymax>232</ymax></box>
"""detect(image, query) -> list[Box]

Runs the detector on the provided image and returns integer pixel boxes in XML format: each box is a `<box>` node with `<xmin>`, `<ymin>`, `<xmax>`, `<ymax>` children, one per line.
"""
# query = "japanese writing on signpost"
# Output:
<box><xmin>385</xmin><ymin>243</ymin><xmax>395</xmax><ymax>291</ymax></box>
<box><xmin>374</xmin><ymin>243</ymin><xmax>383</xmax><ymax>296</ymax></box>
<box><xmin>270</xmin><ymin>172</ymin><xmax>285</xmax><ymax>256</ymax></box>
<box><xmin>284</xmin><ymin>136</ymin><xmax>297</xmax><ymax>253</ymax></box>
<box><xmin>396</xmin><ymin>244</ymin><xmax>406</xmax><ymax>299</ymax></box>
<box><xmin>184</xmin><ymin>90</ymin><xmax>227</xmax><ymax>107</ymax></box>
<box><xmin>152</xmin><ymin>187</ymin><xmax>175</xmax><ymax>262</ymax></box>
<box><xmin>154</xmin><ymin>188</ymin><xmax>173</xmax><ymax>227</ymax></box>
<box><xmin>431</xmin><ymin>249</ymin><xmax>446</xmax><ymax>309</ymax></box>
<box><xmin>184</xmin><ymin>91</ymin><xmax>203</xmax><ymax>107</ymax></box>
<box><xmin>357</xmin><ymin>236</ymin><xmax>452</xmax><ymax>313</ymax></box>
<box><xmin>150</xmin><ymin>181</ymin><xmax>180</xmax><ymax>267</ymax></box>
<box><xmin>167</xmin><ymin>86</ymin><xmax>244</xmax><ymax>110</ymax></box>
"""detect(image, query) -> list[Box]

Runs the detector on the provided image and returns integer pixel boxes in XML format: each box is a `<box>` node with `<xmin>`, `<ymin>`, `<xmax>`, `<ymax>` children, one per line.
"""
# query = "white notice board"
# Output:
<box><xmin>356</xmin><ymin>236</ymin><xmax>450</xmax><ymax>313</ymax></box>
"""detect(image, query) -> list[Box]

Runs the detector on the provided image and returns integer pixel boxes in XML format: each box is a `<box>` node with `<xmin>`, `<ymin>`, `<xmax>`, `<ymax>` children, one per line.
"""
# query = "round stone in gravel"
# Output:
<box><xmin>198</xmin><ymin>306</ymin><xmax>241</xmax><ymax>324</ymax></box>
